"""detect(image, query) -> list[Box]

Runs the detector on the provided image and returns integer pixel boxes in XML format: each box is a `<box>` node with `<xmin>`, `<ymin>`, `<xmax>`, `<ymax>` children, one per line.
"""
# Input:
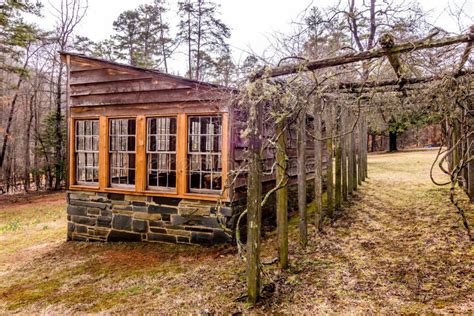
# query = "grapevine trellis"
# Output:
<box><xmin>234</xmin><ymin>26</ymin><xmax>474</xmax><ymax>304</ymax></box>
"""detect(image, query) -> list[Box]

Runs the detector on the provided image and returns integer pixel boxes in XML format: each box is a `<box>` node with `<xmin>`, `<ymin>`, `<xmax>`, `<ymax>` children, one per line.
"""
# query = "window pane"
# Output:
<box><xmin>109</xmin><ymin>119</ymin><xmax>136</xmax><ymax>187</ymax></box>
<box><xmin>146</xmin><ymin>117</ymin><xmax>177</xmax><ymax>190</ymax></box>
<box><xmin>75</xmin><ymin>120</ymin><xmax>99</xmax><ymax>185</ymax></box>
<box><xmin>187</xmin><ymin>116</ymin><xmax>222</xmax><ymax>192</ymax></box>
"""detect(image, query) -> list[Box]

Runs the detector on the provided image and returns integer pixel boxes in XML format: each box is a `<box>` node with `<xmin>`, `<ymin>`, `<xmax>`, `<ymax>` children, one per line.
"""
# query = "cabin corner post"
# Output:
<box><xmin>221</xmin><ymin>112</ymin><xmax>229</xmax><ymax>200</ymax></box>
<box><xmin>65</xmin><ymin>54</ymin><xmax>72</xmax><ymax>188</ymax></box>
<box><xmin>68</xmin><ymin>117</ymin><xmax>75</xmax><ymax>188</ymax></box>
<box><xmin>98</xmin><ymin>116</ymin><xmax>109</xmax><ymax>190</ymax></box>
<box><xmin>135</xmin><ymin>115</ymin><xmax>147</xmax><ymax>192</ymax></box>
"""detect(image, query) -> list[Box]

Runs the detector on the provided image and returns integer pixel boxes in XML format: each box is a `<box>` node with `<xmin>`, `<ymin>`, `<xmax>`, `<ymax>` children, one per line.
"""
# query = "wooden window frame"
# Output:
<box><xmin>109</xmin><ymin>117</ymin><xmax>137</xmax><ymax>189</ymax></box>
<box><xmin>69</xmin><ymin>112</ymin><xmax>229</xmax><ymax>202</ymax></box>
<box><xmin>187</xmin><ymin>115</ymin><xmax>223</xmax><ymax>194</ymax></box>
<box><xmin>146</xmin><ymin>116</ymin><xmax>177</xmax><ymax>192</ymax></box>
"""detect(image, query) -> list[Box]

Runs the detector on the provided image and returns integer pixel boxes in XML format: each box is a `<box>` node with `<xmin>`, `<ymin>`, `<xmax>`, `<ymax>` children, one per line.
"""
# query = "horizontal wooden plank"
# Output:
<box><xmin>70</xmin><ymin>67</ymin><xmax>153</xmax><ymax>85</ymax></box>
<box><xmin>71</xmin><ymin>78</ymin><xmax>192</xmax><ymax>95</ymax></box>
<box><xmin>71</xmin><ymin>88</ymin><xmax>229</xmax><ymax>107</ymax></box>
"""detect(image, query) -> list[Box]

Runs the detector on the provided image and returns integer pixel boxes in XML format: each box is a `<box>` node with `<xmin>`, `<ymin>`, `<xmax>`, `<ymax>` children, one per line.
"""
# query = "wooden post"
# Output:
<box><xmin>297</xmin><ymin>107</ymin><xmax>307</xmax><ymax>247</ymax></box>
<box><xmin>351</xmin><ymin>113</ymin><xmax>358</xmax><ymax>192</ymax></box>
<box><xmin>314</xmin><ymin>98</ymin><xmax>323</xmax><ymax>230</ymax></box>
<box><xmin>246</xmin><ymin>101</ymin><xmax>263</xmax><ymax>305</ymax></box>
<box><xmin>326</xmin><ymin>104</ymin><xmax>334</xmax><ymax>218</ymax></box>
<box><xmin>347</xmin><ymin>113</ymin><xmax>354</xmax><ymax>195</ymax></box>
<box><xmin>276</xmin><ymin>119</ymin><xmax>288</xmax><ymax>268</ymax></box>
<box><xmin>358</xmin><ymin>118</ymin><xmax>363</xmax><ymax>185</ymax></box>
<box><xmin>335</xmin><ymin>105</ymin><xmax>342</xmax><ymax>211</ymax></box>
<box><xmin>342</xmin><ymin>109</ymin><xmax>348</xmax><ymax>201</ymax></box>
<box><xmin>364</xmin><ymin>118</ymin><xmax>369</xmax><ymax>179</ymax></box>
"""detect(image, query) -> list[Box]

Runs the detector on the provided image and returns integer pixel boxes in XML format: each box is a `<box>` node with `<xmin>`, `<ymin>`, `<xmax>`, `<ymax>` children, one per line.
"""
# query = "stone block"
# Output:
<box><xmin>148</xmin><ymin>205</ymin><xmax>177</xmax><ymax>215</ymax></box>
<box><xmin>94</xmin><ymin>228</ymin><xmax>109</xmax><ymax>237</ymax></box>
<box><xmin>133</xmin><ymin>212</ymin><xmax>161</xmax><ymax>220</ymax></box>
<box><xmin>149</xmin><ymin>220</ymin><xmax>163</xmax><ymax>227</ymax></box>
<box><xmin>132</xmin><ymin>219</ymin><xmax>148</xmax><ymax>233</ymax></box>
<box><xmin>87</xmin><ymin>208</ymin><xmax>100</xmax><ymax>216</ymax></box>
<box><xmin>72</xmin><ymin>216</ymin><xmax>96</xmax><ymax>226</ymax></box>
<box><xmin>112</xmin><ymin>214</ymin><xmax>132</xmax><ymax>231</ymax></box>
<box><xmin>108</xmin><ymin>230</ymin><xmax>141</xmax><ymax>242</ymax></box>
<box><xmin>151</xmin><ymin>196</ymin><xmax>182</xmax><ymax>206</ymax></box>
<box><xmin>177</xmin><ymin>236</ymin><xmax>190</xmax><ymax>243</ymax></box>
<box><xmin>108</xmin><ymin>193</ymin><xmax>125</xmax><ymax>201</ymax></box>
<box><xmin>75</xmin><ymin>225</ymin><xmax>88</xmax><ymax>234</ymax></box>
<box><xmin>112</xmin><ymin>204</ymin><xmax>133</xmax><ymax>212</ymax></box>
<box><xmin>148</xmin><ymin>233</ymin><xmax>177</xmax><ymax>243</ymax></box>
<box><xmin>125</xmin><ymin>195</ymin><xmax>147</xmax><ymax>202</ymax></box>
<box><xmin>161</xmin><ymin>214</ymin><xmax>171</xmax><ymax>221</ymax></box>
<box><xmin>101</xmin><ymin>209</ymin><xmax>112</xmax><ymax>217</ymax></box>
<box><xmin>178</xmin><ymin>206</ymin><xmax>210</xmax><ymax>216</ymax></box>
<box><xmin>190</xmin><ymin>231</ymin><xmax>213</xmax><ymax>244</ymax></box>
<box><xmin>97</xmin><ymin>216</ymin><xmax>112</xmax><ymax>227</ymax></box>
<box><xmin>89</xmin><ymin>195</ymin><xmax>109</xmax><ymax>203</ymax></box>
<box><xmin>132</xmin><ymin>201</ymin><xmax>146</xmax><ymax>207</ymax></box>
<box><xmin>166</xmin><ymin>229</ymin><xmax>191</xmax><ymax>237</ymax></box>
<box><xmin>184</xmin><ymin>226</ymin><xmax>214</xmax><ymax>233</ymax></box>
<box><xmin>132</xmin><ymin>205</ymin><xmax>148</xmax><ymax>213</ymax></box>
<box><xmin>69</xmin><ymin>193</ymin><xmax>91</xmax><ymax>201</ymax></box>
<box><xmin>67</xmin><ymin>205</ymin><xmax>87</xmax><ymax>216</ymax></box>
<box><xmin>171</xmin><ymin>215</ymin><xmax>220</xmax><ymax>229</ymax></box>
<box><xmin>70</xmin><ymin>200</ymin><xmax>107</xmax><ymax>210</ymax></box>
<box><xmin>150</xmin><ymin>227</ymin><xmax>167</xmax><ymax>234</ymax></box>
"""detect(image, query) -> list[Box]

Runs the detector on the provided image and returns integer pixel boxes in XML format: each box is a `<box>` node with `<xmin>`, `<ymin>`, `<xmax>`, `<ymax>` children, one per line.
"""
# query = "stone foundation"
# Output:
<box><xmin>67</xmin><ymin>191</ymin><xmax>233</xmax><ymax>244</ymax></box>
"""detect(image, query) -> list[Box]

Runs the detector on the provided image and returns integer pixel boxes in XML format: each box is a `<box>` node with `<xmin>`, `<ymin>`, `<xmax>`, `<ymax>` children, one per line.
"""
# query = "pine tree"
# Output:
<box><xmin>177</xmin><ymin>0</ymin><xmax>231</xmax><ymax>81</ymax></box>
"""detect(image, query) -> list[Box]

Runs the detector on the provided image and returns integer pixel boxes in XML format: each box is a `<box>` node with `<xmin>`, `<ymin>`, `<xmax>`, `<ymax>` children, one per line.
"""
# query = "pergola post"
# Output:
<box><xmin>275</xmin><ymin>119</ymin><xmax>288</xmax><ymax>268</ymax></box>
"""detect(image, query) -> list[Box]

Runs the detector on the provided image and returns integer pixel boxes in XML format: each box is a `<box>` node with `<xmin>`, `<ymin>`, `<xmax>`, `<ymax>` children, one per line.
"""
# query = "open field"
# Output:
<box><xmin>0</xmin><ymin>149</ymin><xmax>472</xmax><ymax>313</ymax></box>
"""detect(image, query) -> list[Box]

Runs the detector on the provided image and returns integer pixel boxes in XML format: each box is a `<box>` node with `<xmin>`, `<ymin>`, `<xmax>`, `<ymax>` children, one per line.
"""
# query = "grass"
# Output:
<box><xmin>0</xmin><ymin>149</ymin><xmax>472</xmax><ymax>314</ymax></box>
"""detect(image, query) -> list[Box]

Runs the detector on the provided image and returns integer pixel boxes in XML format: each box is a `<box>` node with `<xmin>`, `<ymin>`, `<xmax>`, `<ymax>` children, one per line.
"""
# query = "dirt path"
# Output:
<box><xmin>258</xmin><ymin>150</ymin><xmax>473</xmax><ymax>313</ymax></box>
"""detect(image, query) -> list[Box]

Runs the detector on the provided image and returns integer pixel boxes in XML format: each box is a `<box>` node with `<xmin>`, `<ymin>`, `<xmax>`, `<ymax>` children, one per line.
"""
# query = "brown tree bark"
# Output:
<box><xmin>297</xmin><ymin>108</ymin><xmax>307</xmax><ymax>247</ymax></box>
<box><xmin>275</xmin><ymin>119</ymin><xmax>288</xmax><ymax>268</ymax></box>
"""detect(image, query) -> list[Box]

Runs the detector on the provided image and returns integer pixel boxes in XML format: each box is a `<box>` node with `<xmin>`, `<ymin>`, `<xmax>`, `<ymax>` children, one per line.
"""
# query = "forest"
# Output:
<box><xmin>0</xmin><ymin>0</ymin><xmax>473</xmax><ymax>313</ymax></box>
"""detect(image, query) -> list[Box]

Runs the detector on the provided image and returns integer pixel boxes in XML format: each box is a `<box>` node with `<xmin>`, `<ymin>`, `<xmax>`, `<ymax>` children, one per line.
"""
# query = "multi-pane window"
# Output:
<box><xmin>109</xmin><ymin>119</ymin><xmax>136</xmax><ymax>187</ymax></box>
<box><xmin>147</xmin><ymin>117</ymin><xmax>177</xmax><ymax>190</ymax></box>
<box><xmin>188</xmin><ymin>116</ymin><xmax>222</xmax><ymax>193</ymax></box>
<box><xmin>75</xmin><ymin>120</ymin><xmax>99</xmax><ymax>184</ymax></box>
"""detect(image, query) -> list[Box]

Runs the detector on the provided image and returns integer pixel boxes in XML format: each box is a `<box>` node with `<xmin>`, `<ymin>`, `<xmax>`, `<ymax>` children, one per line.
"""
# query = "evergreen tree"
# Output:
<box><xmin>177</xmin><ymin>0</ymin><xmax>231</xmax><ymax>81</ymax></box>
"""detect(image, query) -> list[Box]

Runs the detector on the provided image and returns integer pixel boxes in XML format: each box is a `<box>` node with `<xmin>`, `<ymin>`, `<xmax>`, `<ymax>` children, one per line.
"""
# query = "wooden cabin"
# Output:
<box><xmin>61</xmin><ymin>52</ymin><xmax>318</xmax><ymax>244</ymax></box>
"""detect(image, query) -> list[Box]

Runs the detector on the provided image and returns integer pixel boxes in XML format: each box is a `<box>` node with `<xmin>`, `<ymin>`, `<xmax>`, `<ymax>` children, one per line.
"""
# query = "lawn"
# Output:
<box><xmin>0</xmin><ymin>149</ymin><xmax>472</xmax><ymax>313</ymax></box>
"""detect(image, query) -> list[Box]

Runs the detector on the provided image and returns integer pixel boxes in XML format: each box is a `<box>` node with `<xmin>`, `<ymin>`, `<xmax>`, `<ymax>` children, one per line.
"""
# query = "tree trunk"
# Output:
<box><xmin>347</xmin><ymin>116</ymin><xmax>354</xmax><ymax>195</ymax></box>
<box><xmin>54</xmin><ymin>62</ymin><xmax>64</xmax><ymax>190</ymax></box>
<box><xmin>342</xmin><ymin>111</ymin><xmax>348</xmax><ymax>201</ymax></box>
<box><xmin>24</xmin><ymin>94</ymin><xmax>35</xmax><ymax>191</ymax></box>
<box><xmin>351</xmin><ymin>116</ymin><xmax>358</xmax><ymax>191</ymax></box>
<box><xmin>389</xmin><ymin>130</ymin><xmax>398</xmax><ymax>152</ymax></box>
<box><xmin>275</xmin><ymin>120</ymin><xmax>288</xmax><ymax>269</ymax></box>
<box><xmin>314</xmin><ymin>98</ymin><xmax>323</xmax><ymax>230</ymax></box>
<box><xmin>297</xmin><ymin>108</ymin><xmax>307</xmax><ymax>247</ymax></box>
<box><xmin>246</xmin><ymin>101</ymin><xmax>263</xmax><ymax>305</ymax></box>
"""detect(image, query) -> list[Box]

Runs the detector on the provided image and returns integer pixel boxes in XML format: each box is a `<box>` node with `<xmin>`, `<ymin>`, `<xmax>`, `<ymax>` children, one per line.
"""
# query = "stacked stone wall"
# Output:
<box><xmin>67</xmin><ymin>191</ymin><xmax>233</xmax><ymax>244</ymax></box>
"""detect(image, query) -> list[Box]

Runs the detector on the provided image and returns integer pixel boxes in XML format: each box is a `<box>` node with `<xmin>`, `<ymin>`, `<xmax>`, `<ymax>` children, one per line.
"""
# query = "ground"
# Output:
<box><xmin>0</xmin><ymin>149</ymin><xmax>472</xmax><ymax>314</ymax></box>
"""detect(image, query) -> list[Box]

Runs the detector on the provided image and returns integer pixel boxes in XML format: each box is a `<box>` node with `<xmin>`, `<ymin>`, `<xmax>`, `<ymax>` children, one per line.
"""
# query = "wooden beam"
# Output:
<box><xmin>251</xmin><ymin>30</ymin><xmax>474</xmax><ymax>80</ymax></box>
<box><xmin>176</xmin><ymin>114</ymin><xmax>188</xmax><ymax>196</ymax></box>
<box><xmin>276</xmin><ymin>119</ymin><xmax>288</xmax><ymax>268</ymax></box>
<box><xmin>68</xmin><ymin>117</ymin><xmax>76</xmax><ymax>188</ymax></box>
<box><xmin>326</xmin><ymin>104</ymin><xmax>334</xmax><ymax>218</ymax></box>
<box><xmin>313</xmin><ymin>97</ymin><xmax>323</xmax><ymax>230</ymax></box>
<box><xmin>135</xmin><ymin>115</ymin><xmax>147</xmax><ymax>192</ymax></box>
<box><xmin>297</xmin><ymin>108</ymin><xmax>307</xmax><ymax>247</ymax></box>
<box><xmin>98</xmin><ymin>116</ymin><xmax>109</xmax><ymax>189</ymax></box>
<box><xmin>221</xmin><ymin>113</ymin><xmax>229</xmax><ymax>200</ymax></box>
<box><xmin>335</xmin><ymin>105</ymin><xmax>342</xmax><ymax>211</ymax></box>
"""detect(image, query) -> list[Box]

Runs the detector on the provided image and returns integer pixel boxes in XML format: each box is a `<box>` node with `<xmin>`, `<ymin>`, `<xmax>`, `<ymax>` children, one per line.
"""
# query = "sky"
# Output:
<box><xmin>25</xmin><ymin>0</ymin><xmax>473</xmax><ymax>75</ymax></box>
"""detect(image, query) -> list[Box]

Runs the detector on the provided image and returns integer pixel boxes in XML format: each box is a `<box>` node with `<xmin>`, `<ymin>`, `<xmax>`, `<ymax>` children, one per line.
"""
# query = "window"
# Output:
<box><xmin>75</xmin><ymin>120</ymin><xmax>99</xmax><ymax>184</ymax></box>
<box><xmin>188</xmin><ymin>116</ymin><xmax>222</xmax><ymax>193</ymax></box>
<box><xmin>109</xmin><ymin>118</ymin><xmax>136</xmax><ymax>187</ymax></box>
<box><xmin>147</xmin><ymin>117</ymin><xmax>177</xmax><ymax>190</ymax></box>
